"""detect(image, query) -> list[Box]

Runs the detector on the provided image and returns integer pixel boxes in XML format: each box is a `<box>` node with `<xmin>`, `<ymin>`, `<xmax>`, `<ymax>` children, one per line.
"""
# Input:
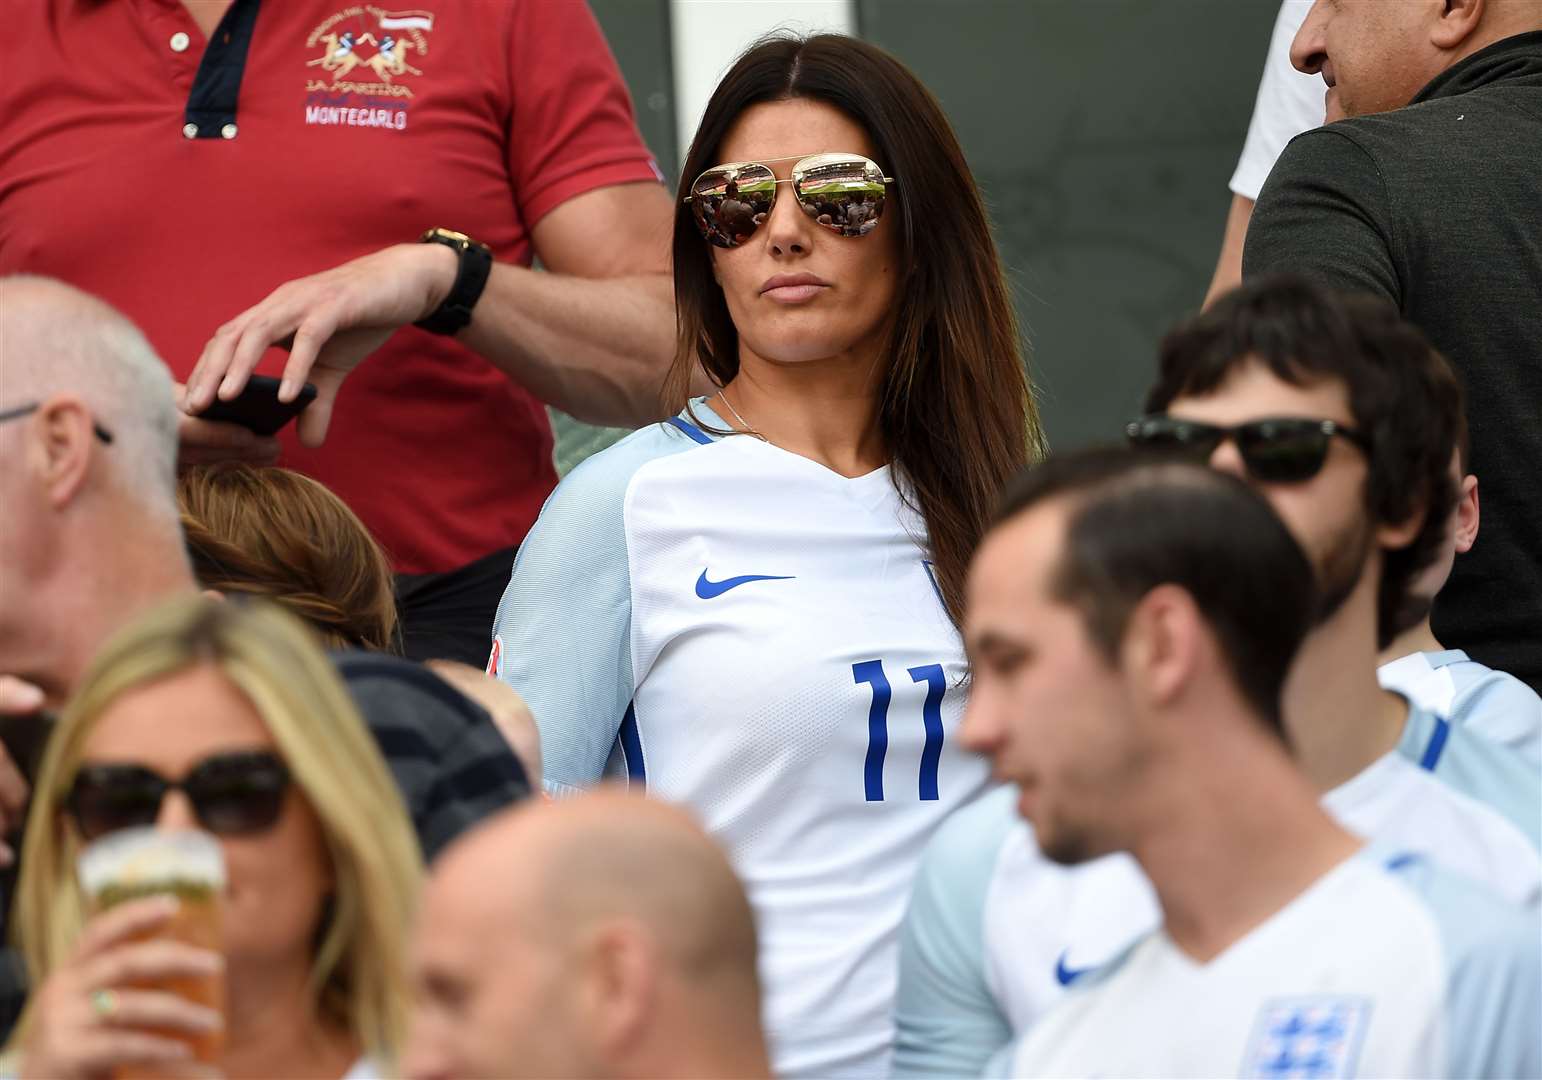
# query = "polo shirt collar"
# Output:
<box><xmin>183</xmin><ymin>0</ymin><xmax>263</xmax><ymax>139</ymax></box>
<box><xmin>1412</xmin><ymin>29</ymin><xmax>1542</xmax><ymax>105</ymax></box>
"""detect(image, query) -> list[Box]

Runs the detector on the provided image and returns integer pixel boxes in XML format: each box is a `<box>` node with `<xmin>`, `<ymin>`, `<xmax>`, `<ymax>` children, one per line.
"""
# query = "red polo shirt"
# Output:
<box><xmin>1</xmin><ymin>0</ymin><xmax>662</xmax><ymax>574</ymax></box>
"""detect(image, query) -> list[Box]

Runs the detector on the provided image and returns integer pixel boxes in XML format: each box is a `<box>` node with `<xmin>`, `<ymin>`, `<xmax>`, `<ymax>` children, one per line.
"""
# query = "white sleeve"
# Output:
<box><xmin>1230</xmin><ymin>0</ymin><xmax>1327</xmax><ymax>201</ymax></box>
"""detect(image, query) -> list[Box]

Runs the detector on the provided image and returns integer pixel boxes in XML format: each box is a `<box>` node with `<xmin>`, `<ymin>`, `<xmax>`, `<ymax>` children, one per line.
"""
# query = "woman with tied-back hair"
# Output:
<box><xmin>491</xmin><ymin>33</ymin><xmax>1044</xmax><ymax>1077</ymax></box>
<box><xmin>178</xmin><ymin>463</ymin><xmax>401</xmax><ymax>653</ymax></box>
<box><xmin>177</xmin><ymin>463</ymin><xmax>541</xmax><ymax>780</ymax></box>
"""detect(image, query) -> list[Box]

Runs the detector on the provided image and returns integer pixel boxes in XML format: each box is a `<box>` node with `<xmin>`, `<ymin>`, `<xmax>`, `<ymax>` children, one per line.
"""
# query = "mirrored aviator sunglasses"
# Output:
<box><xmin>65</xmin><ymin>750</ymin><xmax>292</xmax><ymax>843</ymax></box>
<box><xmin>686</xmin><ymin>153</ymin><xmax>895</xmax><ymax>249</ymax></box>
<box><xmin>1125</xmin><ymin>415</ymin><xmax>1370</xmax><ymax>484</ymax></box>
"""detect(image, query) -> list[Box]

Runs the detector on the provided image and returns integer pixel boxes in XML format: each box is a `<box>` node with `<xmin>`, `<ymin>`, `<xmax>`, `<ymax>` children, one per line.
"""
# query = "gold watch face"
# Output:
<box><xmin>421</xmin><ymin>227</ymin><xmax>474</xmax><ymax>248</ymax></box>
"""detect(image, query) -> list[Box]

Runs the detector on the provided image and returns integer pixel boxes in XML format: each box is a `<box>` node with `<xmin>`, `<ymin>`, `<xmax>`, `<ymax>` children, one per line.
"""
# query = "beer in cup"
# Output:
<box><xmin>77</xmin><ymin>827</ymin><xmax>227</xmax><ymax>1074</ymax></box>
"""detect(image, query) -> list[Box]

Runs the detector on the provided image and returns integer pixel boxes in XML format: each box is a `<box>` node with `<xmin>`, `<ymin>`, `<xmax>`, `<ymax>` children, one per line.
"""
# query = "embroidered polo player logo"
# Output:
<box><xmin>305</xmin><ymin>7</ymin><xmax>433</xmax><ymax>91</ymax></box>
<box><xmin>304</xmin><ymin>7</ymin><xmax>434</xmax><ymax>129</ymax></box>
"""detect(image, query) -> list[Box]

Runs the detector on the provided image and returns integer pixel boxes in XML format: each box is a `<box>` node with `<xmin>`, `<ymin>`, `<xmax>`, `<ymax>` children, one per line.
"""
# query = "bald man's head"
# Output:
<box><xmin>1290</xmin><ymin>0</ymin><xmax>1542</xmax><ymax>121</ymax></box>
<box><xmin>529</xmin><ymin>792</ymin><xmax>759</xmax><ymax>980</ymax></box>
<box><xmin>2</xmin><ymin>277</ymin><xmax>188</xmax><ymax>697</ymax></box>
<box><xmin>0</xmin><ymin>275</ymin><xmax>179</xmax><ymax>514</ymax></box>
<box><xmin>406</xmin><ymin>791</ymin><xmax>768</xmax><ymax>1080</ymax></box>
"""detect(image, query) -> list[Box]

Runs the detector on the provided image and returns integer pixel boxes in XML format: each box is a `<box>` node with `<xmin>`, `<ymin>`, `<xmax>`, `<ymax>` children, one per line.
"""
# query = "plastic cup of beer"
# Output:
<box><xmin>77</xmin><ymin>827</ymin><xmax>227</xmax><ymax>1075</ymax></box>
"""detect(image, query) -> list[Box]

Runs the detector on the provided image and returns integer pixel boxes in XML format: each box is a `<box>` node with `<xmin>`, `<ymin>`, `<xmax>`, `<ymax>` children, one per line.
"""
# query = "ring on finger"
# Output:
<box><xmin>89</xmin><ymin>987</ymin><xmax>119</xmax><ymax>1022</ymax></box>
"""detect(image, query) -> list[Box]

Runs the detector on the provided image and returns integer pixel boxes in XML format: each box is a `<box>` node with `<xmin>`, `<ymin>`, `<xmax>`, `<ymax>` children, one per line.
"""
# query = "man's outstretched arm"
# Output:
<box><xmin>181</xmin><ymin>178</ymin><xmax>678</xmax><ymax>446</ymax></box>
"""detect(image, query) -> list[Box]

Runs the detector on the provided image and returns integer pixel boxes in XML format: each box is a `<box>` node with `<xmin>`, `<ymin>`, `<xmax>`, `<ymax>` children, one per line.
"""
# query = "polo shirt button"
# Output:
<box><xmin>170</xmin><ymin>31</ymin><xmax>191</xmax><ymax>52</ymax></box>
<box><xmin>182</xmin><ymin>123</ymin><xmax>199</xmax><ymax>139</ymax></box>
<box><xmin>220</xmin><ymin>123</ymin><xmax>238</xmax><ymax>140</ymax></box>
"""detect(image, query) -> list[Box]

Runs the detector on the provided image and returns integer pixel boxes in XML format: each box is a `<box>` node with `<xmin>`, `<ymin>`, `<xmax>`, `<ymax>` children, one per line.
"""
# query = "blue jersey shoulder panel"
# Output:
<box><xmin>1397</xmin><ymin>704</ymin><xmax>1542</xmax><ymax>850</ymax></box>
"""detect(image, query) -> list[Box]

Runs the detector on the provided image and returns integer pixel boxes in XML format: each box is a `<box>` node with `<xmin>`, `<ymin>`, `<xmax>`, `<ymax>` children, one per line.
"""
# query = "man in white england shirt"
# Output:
<box><xmin>891</xmin><ymin>278</ymin><xmax>1539</xmax><ymax>1078</ymax></box>
<box><xmin>961</xmin><ymin>450</ymin><xmax>1539</xmax><ymax>1079</ymax></box>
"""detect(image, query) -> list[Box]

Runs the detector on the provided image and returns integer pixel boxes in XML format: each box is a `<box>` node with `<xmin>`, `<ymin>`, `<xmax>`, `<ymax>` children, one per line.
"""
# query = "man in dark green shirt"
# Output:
<box><xmin>1244</xmin><ymin>0</ymin><xmax>1542</xmax><ymax>692</ymax></box>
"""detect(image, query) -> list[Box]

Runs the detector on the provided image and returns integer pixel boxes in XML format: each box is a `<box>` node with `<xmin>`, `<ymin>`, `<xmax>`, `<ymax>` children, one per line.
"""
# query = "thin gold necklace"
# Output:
<box><xmin>719</xmin><ymin>391</ymin><xmax>768</xmax><ymax>442</ymax></box>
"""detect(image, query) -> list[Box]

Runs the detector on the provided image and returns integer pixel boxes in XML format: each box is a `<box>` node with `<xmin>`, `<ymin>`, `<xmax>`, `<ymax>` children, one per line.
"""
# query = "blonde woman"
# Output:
<box><xmin>8</xmin><ymin>596</ymin><xmax>421</xmax><ymax>1079</ymax></box>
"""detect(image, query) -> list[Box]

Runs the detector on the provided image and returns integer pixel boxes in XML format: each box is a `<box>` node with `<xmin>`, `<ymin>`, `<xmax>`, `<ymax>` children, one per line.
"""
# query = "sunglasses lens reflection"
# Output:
<box><xmin>1238</xmin><ymin>423</ymin><xmax>1330</xmax><ymax>483</ymax></box>
<box><xmin>691</xmin><ymin>163</ymin><xmax>777</xmax><ymax>248</ymax></box>
<box><xmin>795</xmin><ymin>156</ymin><xmax>887</xmax><ymax>237</ymax></box>
<box><xmin>1129</xmin><ymin>419</ymin><xmax>1220</xmax><ymax>461</ymax></box>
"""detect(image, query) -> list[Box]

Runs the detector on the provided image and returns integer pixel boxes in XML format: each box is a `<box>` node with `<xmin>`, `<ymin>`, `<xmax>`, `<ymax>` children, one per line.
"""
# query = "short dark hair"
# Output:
<box><xmin>1144</xmin><ymin>276</ymin><xmax>1463</xmax><ymax>646</ymax></box>
<box><xmin>996</xmin><ymin>448</ymin><xmax>1318</xmax><ymax>735</ymax></box>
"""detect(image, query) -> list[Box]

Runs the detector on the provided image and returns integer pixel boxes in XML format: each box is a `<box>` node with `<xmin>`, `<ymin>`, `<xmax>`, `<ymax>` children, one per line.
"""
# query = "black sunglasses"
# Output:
<box><xmin>1126</xmin><ymin>415</ymin><xmax>1370</xmax><ymax>483</ymax></box>
<box><xmin>0</xmin><ymin>402</ymin><xmax>114</xmax><ymax>444</ymax></box>
<box><xmin>65</xmin><ymin>750</ymin><xmax>291</xmax><ymax>843</ymax></box>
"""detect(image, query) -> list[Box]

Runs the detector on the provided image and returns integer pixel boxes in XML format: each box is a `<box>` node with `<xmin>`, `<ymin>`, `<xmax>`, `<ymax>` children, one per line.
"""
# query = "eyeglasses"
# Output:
<box><xmin>685</xmin><ymin>153</ymin><xmax>895</xmax><ymax>249</ymax></box>
<box><xmin>65</xmin><ymin>750</ymin><xmax>291</xmax><ymax>843</ymax></box>
<box><xmin>0</xmin><ymin>402</ymin><xmax>114</xmax><ymax>444</ymax></box>
<box><xmin>1125</xmin><ymin>415</ymin><xmax>1370</xmax><ymax>483</ymax></box>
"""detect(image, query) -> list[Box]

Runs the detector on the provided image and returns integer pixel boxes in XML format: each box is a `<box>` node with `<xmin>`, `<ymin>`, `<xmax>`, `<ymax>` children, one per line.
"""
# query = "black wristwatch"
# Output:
<box><xmin>414</xmin><ymin>227</ymin><xmax>493</xmax><ymax>335</ymax></box>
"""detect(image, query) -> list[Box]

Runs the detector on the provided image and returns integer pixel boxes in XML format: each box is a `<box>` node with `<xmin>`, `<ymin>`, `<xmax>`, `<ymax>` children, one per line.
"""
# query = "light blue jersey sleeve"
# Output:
<box><xmin>1385</xmin><ymin>853</ymin><xmax>1542</xmax><ymax>1079</ymax></box>
<box><xmin>1397</xmin><ymin>704</ymin><xmax>1542</xmax><ymax>851</ymax></box>
<box><xmin>490</xmin><ymin>418</ymin><xmax>709</xmax><ymax>796</ymax></box>
<box><xmin>893</xmin><ymin>785</ymin><xmax>1018</xmax><ymax>1078</ymax></box>
<box><xmin>1441</xmin><ymin>656</ymin><xmax>1542</xmax><ymax>771</ymax></box>
<box><xmin>982</xmin><ymin>1037</ymin><xmax>1020</xmax><ymax>1080</ymax></box>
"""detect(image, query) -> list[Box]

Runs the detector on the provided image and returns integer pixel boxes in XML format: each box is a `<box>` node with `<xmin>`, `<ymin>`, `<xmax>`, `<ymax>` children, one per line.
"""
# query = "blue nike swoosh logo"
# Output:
<box><xmin>1054</xmin><ymin>951</ymin><xmax>1094</xmax><ymax>987</ymax></box>
<box><xmin>695</xmin><ymin>569</ymin><xmax>795</xmax><ymax>599</ymax></box>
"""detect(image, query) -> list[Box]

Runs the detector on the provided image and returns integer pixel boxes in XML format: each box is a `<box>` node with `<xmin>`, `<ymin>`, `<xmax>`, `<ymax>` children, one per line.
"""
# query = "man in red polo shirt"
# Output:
<box><xmin>1</xmin><ymin>0</ymin><xmax>674</xmax><ymax>664</ymax></box>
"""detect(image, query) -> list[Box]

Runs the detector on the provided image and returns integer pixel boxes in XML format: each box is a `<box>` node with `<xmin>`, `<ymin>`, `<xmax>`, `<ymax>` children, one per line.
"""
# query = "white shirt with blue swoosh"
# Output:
<box><xmin>1005</xmin><ymin>846</ymin><xmax>1541</xmax><ymax>1079</ymax></box>
<box><xmin>892</xmin><ymin>703</ymin><xmax>1542</xmax><ymax>1078</ymax></box>
<box><xmin>491</xmin><ymin>401</ymin><xmax>989</xmax><ymax>1079</ymax></box>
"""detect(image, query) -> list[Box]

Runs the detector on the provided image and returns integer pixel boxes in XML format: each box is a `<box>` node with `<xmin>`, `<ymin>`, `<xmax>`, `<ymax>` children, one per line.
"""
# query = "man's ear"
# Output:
<box><xmin>581</xmin><ymin>920</ymin><xmax>657</xmax><ymax>1062</ymax></box>
<box><xmin>1120</xmin><ymin>585</ymin><xmax>1201</xmax><ymax>712</ymax></box>
<box><xmin>31</xmin><ymin>396</ymin><xmax>98</xmax><ymax>510</ymax></box>
<box><xmin>1453</xmin><ymin>474</ymin><xmax>1479</xmax><ymax>553</ymax></box>
<box><xmin>1430</xmin><ymin>0</ymin><xmax>1485</xmax><ymax>50</ymax></box>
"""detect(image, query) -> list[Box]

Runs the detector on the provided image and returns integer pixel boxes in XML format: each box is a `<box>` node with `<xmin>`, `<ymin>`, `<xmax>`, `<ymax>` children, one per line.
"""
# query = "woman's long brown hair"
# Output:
<box><xmin>663</xmin><ymin>33</ymin><xmax>1046</xmax><ymax>626</ymax></box>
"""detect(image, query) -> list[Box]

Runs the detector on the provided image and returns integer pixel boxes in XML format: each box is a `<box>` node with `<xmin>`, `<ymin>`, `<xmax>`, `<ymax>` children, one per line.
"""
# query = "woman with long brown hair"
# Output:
<box><xmin>491</xmin><ymin>33</ymin><xmax>1043</xmax><ymax>1077</ymax></box>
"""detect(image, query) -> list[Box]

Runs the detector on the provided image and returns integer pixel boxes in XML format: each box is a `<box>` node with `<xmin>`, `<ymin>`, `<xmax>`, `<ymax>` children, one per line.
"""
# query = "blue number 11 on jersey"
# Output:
<box><xmin>854</xmin><ymin>659</ymin><xmax>947</xmax><ymax>801</ymax></box>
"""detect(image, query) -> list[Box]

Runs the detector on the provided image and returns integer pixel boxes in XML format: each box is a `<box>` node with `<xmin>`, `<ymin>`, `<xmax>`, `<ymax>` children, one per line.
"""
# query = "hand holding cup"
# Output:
<box><xmin>20</xmin><ymin>829</ymin><xmax>228</xmax><ymax>1080</ymax></box>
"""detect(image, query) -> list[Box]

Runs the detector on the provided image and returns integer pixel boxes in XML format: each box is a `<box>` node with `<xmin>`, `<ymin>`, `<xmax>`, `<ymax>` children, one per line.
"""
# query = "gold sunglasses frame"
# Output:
<box><xmin>684</xmin><ymin>153</ymin><xmax>896</xmax><ymax>247</ymax></box>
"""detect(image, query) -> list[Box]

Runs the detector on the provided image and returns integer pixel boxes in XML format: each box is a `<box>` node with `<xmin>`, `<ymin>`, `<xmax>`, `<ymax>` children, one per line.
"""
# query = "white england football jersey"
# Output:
<box><xmin>1006</xmin><ymin>849</ymin><xmax>1542</xmax><ymax>1079</ymax></box>
<box><xmin>1380</xmin><ymin>649</ymin><xmax>1542</xmax><ymax>768</ymax></box>
<box><xmin>491</xmin><ymin>403</ymin><xmax>989</xmax><ymax>1079</ymax></box>
<box><xmin>893</xmin><ymin>707</ymin><xmax>1542</xmax><ymax>1078</ymax></box>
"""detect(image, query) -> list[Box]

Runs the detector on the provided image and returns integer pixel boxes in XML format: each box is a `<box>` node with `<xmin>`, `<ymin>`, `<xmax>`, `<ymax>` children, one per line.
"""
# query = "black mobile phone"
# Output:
<box><xmin>198</xmin><ymin>375</ymin><xmax>318</xmax><ymax>436</ymax></box>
